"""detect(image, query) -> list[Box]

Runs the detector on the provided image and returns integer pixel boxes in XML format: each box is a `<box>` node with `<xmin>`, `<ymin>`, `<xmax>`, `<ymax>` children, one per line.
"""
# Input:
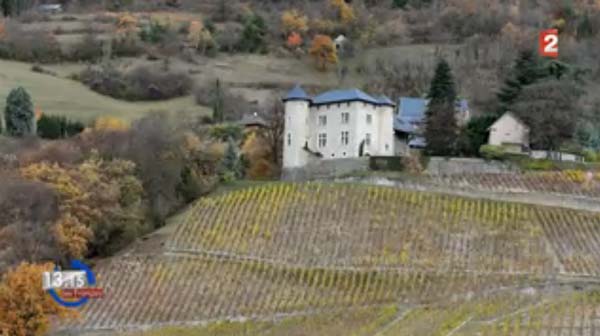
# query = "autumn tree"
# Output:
<box><xmin>187</xmin><ymin>20</ymin><xmax>214</xmax><ymax>54</ymax></box>
<box><xmin>287</xmin><ymin>32</ymin><xmax>303</xmax><ymax>49</ymax></box>
<box><xmin>116</xmin><ymin>13</ymin><xmax>138</xmax><ymax>41</ymax></box>
<box><xmin>424</xmin><ymin>59</ymin><xmax>458</xmax><ymax>156</ymax></box>
<box><xmin>4</xmin><ymin>87</ymin><xmax>35</xmax><ymax>137</ymax></box>
<box><xmin>309</xmin><ymin>34</ymin><xmax>338</xmax><ymax>71</ymax></box>
<box><xmin>281</xmin><ymin>9</ymin><xmax>308</xmax><ymax>35</ymax></box>
<box><xmin>242</xmin><ymin>131</ymin><xmax>274</xmax><ymax>179</ymax></box>
<box><xmin>0</xmin><ymin>262</ymin><xmax>76</xmax><ymax>336</ymax></box>
<box><xmin>329</xmin><ymin>0</ymin><xmax>356</xmax><ymax>24</ymax></box>
<box><xmin>94</xmin><ymin>116</ymin><xmax>129</xmax><ymax>132</ymax></box>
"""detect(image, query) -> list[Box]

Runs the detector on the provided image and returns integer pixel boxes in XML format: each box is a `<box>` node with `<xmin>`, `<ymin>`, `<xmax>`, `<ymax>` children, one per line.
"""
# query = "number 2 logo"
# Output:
<box><xmin>539</xmin><ymin>29</ymin><xmax>559</xmax><ymax>58</ymax></box>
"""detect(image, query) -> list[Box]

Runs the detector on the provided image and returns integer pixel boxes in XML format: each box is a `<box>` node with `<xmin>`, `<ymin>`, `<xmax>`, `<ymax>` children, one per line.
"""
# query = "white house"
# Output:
<box><xmin>488</xmin><ymin>112</ymin><xmax>530</xmax><ymax>152</ymax></box>
<box><xmin>282</xmin><ymin>85</ymin><xmax>395</xmax><ymax>168</ymax></box>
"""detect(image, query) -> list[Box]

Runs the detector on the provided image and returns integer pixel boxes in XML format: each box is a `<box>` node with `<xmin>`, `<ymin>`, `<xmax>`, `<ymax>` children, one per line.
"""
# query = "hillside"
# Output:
<box><xmin>54</xmin><ymin>182</ymin><xmax>600</xmax><ymax>335</ymax></box>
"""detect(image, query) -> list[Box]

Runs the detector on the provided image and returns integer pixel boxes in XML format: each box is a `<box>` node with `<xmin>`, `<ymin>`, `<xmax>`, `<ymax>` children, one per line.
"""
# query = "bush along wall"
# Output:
<box><xmin>369</xmin><ymin>156</ymin><xmax>404</xmax><ymax>171</ymax></box>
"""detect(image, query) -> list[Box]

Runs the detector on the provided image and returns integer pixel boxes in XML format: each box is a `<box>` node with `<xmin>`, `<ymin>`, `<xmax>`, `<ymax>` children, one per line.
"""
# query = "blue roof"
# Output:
<box><xmin>408</xmin><ymin>136</ymin><xmax>426</xmax><ymax>148</ymax></box>
<box><xmin>283</xmin><ymin>84</ymin><xmax>311</xmax><ymax>102</ymax></box>
<box><xmin>394</xmin><ymin>97</ymin><xmax>468</xmax><ymax>134</ymax></box>
<box><xmin>312</xmin><ymin>89</ymin><xmax>380</xmax><ymax>105</ymax></box>
<box><xmin>377</xmin><ymin>95</ymin><xmax>395</xmax><ymax>107</ymax></box>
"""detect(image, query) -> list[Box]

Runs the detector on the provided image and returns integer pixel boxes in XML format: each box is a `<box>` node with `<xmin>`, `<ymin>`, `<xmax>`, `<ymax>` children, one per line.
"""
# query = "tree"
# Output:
<box><xmin>188</xmin><ymin>20</ymin><xmax>214</xmax><ymax>54</ymax></box>
<box><xmin>497</xmin><ymin>49</ymin><xmax>544</xmax><ymax>115</ymax></box>
<box><xmin>512</xmin><ymin>79</ymin><xmax>581</xmax><ymax>150</ymax></box>
<box><xmin>212</xmin><ymin>79</ymin><xmax>224</xmax><ymax>123</ymax></box>
<box><xmin>0</xmin><ymin>262</ymin><xmax>76</xmax><ymax>336</ymax></box>
<box><xmin>263</xmin><ymin>100</ymin><xmax>285</xmax><ymax>170</ymax></box>
<box><xmin>424</xmin><ymin>59</ymin><xmax>458</xmax><ymax>156</ymax></box>
<box><xmin>0</xmin><ymin>0</ymin><xmax>11</xmax><ymax>17</ymax></box>
<box><xmin>281</xmin><ymin>9</ymin><xmax>308</xmax><ymax>35</ymax></box>
<box><xmin>309</xmin><ymin>34</ymin><xmax>338</xmax><ymax>71</ymax></box>
<box><xmin>94</xmin><ymin>116</ymin><xmax>129</xmax><ymax>131</ymax></box>
<box><xmin>220</xmin><ymin>137</ymin><xmax>243</xmax><ymax>181</ymax></box>
<box><xmin>239</xmin><ymin>14</ymin><xmax>267</xmax><ymax>53</ymax></box>
<box><xmin>4</xmin><ymin>87</ymin><xmax>35</xmax><ymax>137</ymax></box>
<box><xmin>287</xmin><ymin>32</ymin><xmax>302</xmax><ymax>49</ymax></box>
<box><xmin>457</xmin><ymin>115</ymin><xmax>497</xmax><ymax>157</ymax></box>
<box><xmin>329</xmin><ymin>0</ymin><xmax>356</xmax><ymax>24</ymax></box>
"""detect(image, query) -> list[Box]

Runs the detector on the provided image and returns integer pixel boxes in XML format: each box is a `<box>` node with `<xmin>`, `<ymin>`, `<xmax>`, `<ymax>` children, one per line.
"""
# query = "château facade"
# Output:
<box><xmin>282</xmin><ymin>85</ymin><xmax>395</xmax><ymax>168</ymax></box>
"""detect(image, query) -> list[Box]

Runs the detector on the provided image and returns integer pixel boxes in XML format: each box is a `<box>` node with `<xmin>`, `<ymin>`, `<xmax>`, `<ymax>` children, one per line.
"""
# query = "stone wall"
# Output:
<box><xmin>282</xmin><ymin>158</ymin><xmax>369</xmax><ymax>181</ymax></box>
<box><xmin>426</xmin><ymin>157</ymin><xmax>520</xmax><ymax>175</ymax></box>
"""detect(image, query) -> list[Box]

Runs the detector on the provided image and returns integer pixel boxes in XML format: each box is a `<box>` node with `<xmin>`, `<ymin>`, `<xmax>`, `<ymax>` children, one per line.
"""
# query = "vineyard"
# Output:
<box><xmin>55</xmin><ymin>182</ymin><xmax>600</xmax><ymax>334</ymax></box>
<box><xmin>427</xmin><ymin>171</ymin><xmax>600</xmax><ymax>198</ymax></box>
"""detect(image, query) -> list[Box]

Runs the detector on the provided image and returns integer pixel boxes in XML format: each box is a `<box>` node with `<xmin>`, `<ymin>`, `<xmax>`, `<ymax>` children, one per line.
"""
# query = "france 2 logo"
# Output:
<box><xmin>539</xmin><ymin>29</ymin><xmax>559</xmax><ymax>58</ymax></box>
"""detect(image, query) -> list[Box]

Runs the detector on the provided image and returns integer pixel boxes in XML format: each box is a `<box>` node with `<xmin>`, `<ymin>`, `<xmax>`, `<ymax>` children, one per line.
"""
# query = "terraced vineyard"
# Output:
<box><xmin>55</xmin><ymin>182</ymin><xmax>600</xmax><ymax>334</ymax></box>
<box><xmin>430</xmin><ymin>171</ymin><xmax>600</xmax><ymax>197</ymax></box>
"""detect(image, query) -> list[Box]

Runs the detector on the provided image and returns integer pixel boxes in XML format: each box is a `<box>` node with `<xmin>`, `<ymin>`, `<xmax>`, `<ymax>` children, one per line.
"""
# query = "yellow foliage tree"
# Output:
<box><xmin>0</xmin><ymin>263</ymin><xmax>76</xmax><ymax>336</ymax></box>
<box><xmin>53</xmin><ymin>214</ymin><xmax>93</xmax><ymax>259</ymax></box>
<box><xmin>329</xmin><ymin>0</ymin><xmax>355</xmax><ymax>24</ymax></box>
<box><xmin>309</xmin><ymin>34</ymin><xmax>338</xmax><ymax>71</ymax></box>
<box><xmin>187</xmin><ymin>20</ymin><xmax>213</xmax><ymax>54</ymax></box>
<box><xmin>241</xmin><ymin>131</ymin><xmax>274</xmax><ymax>179</ymax></box>
<box><xmin>281</xmin><ymin>9</ymin><xmax>308</xmax><ymax>35</ymax></box>
<box><xmin>94</xmin><ymin>116</ymin><xmax>129</xmax><ymax>132</ymax></box>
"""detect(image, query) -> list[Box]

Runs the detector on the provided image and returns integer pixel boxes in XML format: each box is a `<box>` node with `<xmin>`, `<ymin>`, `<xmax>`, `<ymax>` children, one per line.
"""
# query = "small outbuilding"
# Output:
<box><xmin>488</xmin><ymin>112</ymin><xmax>530</xmax><ymax>153</ymax></box>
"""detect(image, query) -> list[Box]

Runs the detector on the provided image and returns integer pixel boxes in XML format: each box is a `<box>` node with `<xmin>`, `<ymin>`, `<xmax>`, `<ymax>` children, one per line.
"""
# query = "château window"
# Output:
<box><xmin>318</xmin><ymin>115</ymin><xmax>327</xmax><ymax>126</ymax></box>
<box><xmin>341</xmin><ymin>112</ymin><xmax>350</xmax><ymax>124</ymax></box>
<box><xmin>365</xmin><ymin>133</ymin><xmax>371</xmax><ymax>146</ymax></box>
<box><xmin>366</xmin><ymin>114</ymin><xmax>372</xmax><ymax>124</ymax></box>
<box><xmin>318</xmin><ymin>133</ymin><xmax>327</xmax><ymax>148</ymax></box>
<box><xmin>341</xmin><ymin>131</ymin><xmax>349</xmax><ymax>146</ymax></box>
<box><xmin>287</xmin><ymin>133</ymin><xmax>291</xmax><ymax>146</ymax></box>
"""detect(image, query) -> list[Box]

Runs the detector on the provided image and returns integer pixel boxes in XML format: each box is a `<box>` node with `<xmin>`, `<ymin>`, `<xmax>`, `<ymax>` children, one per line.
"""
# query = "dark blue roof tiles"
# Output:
<box><xmin>283</xmin><ymin>84</ymin><xmax>312</xmax><ymax>102</ymax></box>
<box><xmin>312</xmin><ymin>89</ymin><xmax>380</xmax><ymax>105</ymax></box>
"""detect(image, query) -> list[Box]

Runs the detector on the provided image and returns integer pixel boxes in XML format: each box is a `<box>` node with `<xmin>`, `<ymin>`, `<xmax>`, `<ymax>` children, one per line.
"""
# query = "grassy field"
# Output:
<box><xmin>0</xmin><ymin>59</ymin><xmax>209</xmax><ymax>123</ymax></box>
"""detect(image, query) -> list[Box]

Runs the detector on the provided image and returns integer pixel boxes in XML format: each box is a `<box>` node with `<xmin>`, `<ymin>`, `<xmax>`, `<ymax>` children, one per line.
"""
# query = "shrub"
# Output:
<box><xmin>37</xmin><ymin>115</ymin><xmax>85</xmax><ymax>140</ymax></box>
<box><xmin>0</xmin><ymin>25</ymin><xmax>62</xmax><ymax>63</ymax></box>
<box><xmin>521</xmin><ymin>158</ymin><xmax>556</xmax><ymax>171</ymax></box>
<box><xmin>79</xmin><ymin>64</ymin><xmax>192</xmax><ymax>101</ymax></box>
<box><xmin>479</xmin><ymin>144</ymin><xmax>506</xmax><ymax>160</ymax></box>
<box><xmin>67</xmin><ymin>33</ymin><xmax>104</xmax><ymax>62</ymax></box>
<box><xmin>238</xmin><ymin>14</ymin><xmax>267</xmax><ymax>53</ymax></box>
<box><xmin>209</xmin><ymin>123</ymin><xmax>243</xmax><ymax>142</ymax></box>
<box><xmin>140</xmin><ymin>20</ymin><xmax>169</xmax><ymax>43</ymax></box>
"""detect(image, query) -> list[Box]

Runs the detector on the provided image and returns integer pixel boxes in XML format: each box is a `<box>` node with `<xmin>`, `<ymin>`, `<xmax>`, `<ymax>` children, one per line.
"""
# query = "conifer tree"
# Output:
<box><xmin>497</xmin><ymin>49</ymin><xmax>544</xmax><ymax>114</ymax></box>
<box><xmin>424</xmin><ymin>59</ymin><xmax>458</xmax><ymax>156</ymax></box>
<box><xmin>4</xmin><ymin>87</ymin><xmax>35</xmax><ymax>137</ymax></box>
<box><xmin>212</xmin><ymin>79</ymin><xmax>224</xmax><ymax>123</ymax></box>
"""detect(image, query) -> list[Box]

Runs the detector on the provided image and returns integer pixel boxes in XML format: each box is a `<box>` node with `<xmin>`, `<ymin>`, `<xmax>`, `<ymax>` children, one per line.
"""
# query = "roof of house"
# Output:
<box><xmin>377</xmin><ymin>95</ymin><xmax>396</xmax><ymax>107</ymax></box>
<box><xmin>313</xmin><ymin>89</ymin><xmax>380</xmax><ymax>105</ymax></box>
<box><xmin>408</xmin><ymin>136</ymin><xmax>427</xmax><ymax>148</ymax></box>
<box><xmin>394</xmin><ymin>97</ymin><xmax>469</xmax><ymax>134</ymax></box>
<box><xmin>283</xmin><ymin>85</ymin><xmax>395</xmax><ymax>107</ymax></box>
<box><xmin>239</xmin><ymin>112</ymin><xmax>267</xmax><ymax>127</ymax></box>
<box><xmin>283</xmin><ymin>84</ymin><xmax>311</xmax><ymax>102</ymax></box>
<box><xmin>489</xmin><ymin>112</ymin><xmax>530</xmax><ymax>131</ymax></box>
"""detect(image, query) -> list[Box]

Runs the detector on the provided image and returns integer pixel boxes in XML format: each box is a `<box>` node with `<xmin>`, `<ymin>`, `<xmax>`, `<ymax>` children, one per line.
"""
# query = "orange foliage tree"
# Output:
<box><xmin>116</xmin><ymin>13</ymin><xmax>138</xmax><ymax>40</ymax></box>
<box><xmin>0</xmin><ymin>262</ymin><xmax>76</xmax><ymax>336</ymax></box>
<box><xmin>309</xmin><ymin>34</ymin><xmax>338</xmax><ymax>71</ymax></box>
<box><xmin>187</xmin><ymin>20</ymin><xmax>214</xmax><ymax>54</ymax></box>
<box><xmin>287</xmin><ymin>32</ymin><xmax>303</xmax><ymax>49</ymax></box>
<box><xmin>281</xmin><ymin>9</ymin><xmax>308</xmax><ymax>35</ymax></box>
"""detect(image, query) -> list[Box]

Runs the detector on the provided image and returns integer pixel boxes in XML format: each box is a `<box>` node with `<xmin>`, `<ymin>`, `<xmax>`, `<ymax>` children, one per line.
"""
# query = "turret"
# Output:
<box><xmin>377</xmin><ymin>96</ymin><xmax>396</xmax><ymax>156</ymax></box>
<box><xmin>283</xmin><ymin>85</ymin><xmax>311</xmax><ymax>168</ymax></box>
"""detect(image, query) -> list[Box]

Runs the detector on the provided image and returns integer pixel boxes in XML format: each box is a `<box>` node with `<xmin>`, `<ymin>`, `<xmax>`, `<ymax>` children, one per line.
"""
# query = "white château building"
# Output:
<box><xmin>282</xmin><ymin>85</ymin><xmax>396</xmax><ymax>168</ymax></box>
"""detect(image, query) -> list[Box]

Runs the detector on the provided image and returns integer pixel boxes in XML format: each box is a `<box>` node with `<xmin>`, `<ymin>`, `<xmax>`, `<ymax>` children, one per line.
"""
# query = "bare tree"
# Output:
<box><xmin>262</xmin><ymin>99</ymin><xmax>285</xmax><ymax>172</ymax></box>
